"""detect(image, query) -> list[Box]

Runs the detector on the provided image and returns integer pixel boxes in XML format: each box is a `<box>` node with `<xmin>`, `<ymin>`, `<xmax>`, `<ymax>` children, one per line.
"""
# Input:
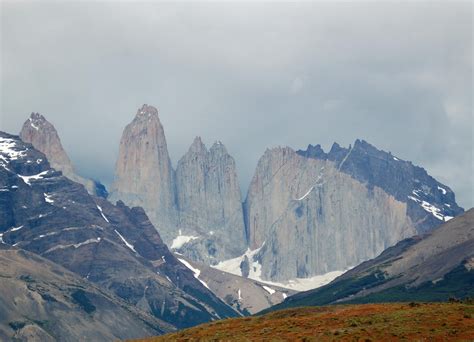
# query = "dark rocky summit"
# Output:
<box><xmin>297</xmin><ymin>139</ymin><xmax>463</xmax><ymax>233</ymax></box>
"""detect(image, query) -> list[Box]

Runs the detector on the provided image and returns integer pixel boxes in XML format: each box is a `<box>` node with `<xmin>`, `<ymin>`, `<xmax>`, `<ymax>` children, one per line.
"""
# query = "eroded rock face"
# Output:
<box><xmin>174</xmin><ymin>137</ymin><xmax>246</xmax><ymax>264</ymax></box>
<box><xmin>19</xmin><ymin>113</ymin><xmax>107</xmax><ymax>197</ymax></box>
<box><xmin>245</xmin><ymin>147</ymin><xmax>419</xmax><ymax>281</ymax></box>
<box><xmin>110</xmin><ymin>105</ymin><xmax>177</xmax><ymax>242</ymax></box>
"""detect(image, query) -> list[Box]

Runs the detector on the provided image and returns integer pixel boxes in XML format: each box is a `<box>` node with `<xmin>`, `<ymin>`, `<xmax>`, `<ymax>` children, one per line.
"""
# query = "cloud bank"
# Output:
<box><xmin>1</xmin><ymin>1</ymin><xmax>472</xmax><ymax>207</ymax></box>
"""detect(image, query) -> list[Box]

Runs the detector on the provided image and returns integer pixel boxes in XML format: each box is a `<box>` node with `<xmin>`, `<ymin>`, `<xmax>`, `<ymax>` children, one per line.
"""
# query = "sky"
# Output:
<box><xmin>1</xmin><ymin>1</ymin><xmax>472</xmax><ymax>208</ymax></box>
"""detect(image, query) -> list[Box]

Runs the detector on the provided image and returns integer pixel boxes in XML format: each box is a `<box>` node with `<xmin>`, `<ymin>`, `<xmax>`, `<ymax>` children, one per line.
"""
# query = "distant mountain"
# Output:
<box><xmin>243</xmin><ymin>141</ymin><xmax>463</xmax><ymax>282</ymax></box>
<box><xmin>19</xmin><ymin>112</ymin><xmax>107</xmax><ymax>198</ymax></box>
<box><xmin>107</xmin><ymin>104</ymin><xmax>463</xmax><ymax>286</ymax></box>
<box><xmin>0</xmin><ymin>245</ymin><xmax>172</xmax><ymax>341</ymax></box>
<box><xmin>266</xmin><ymin>208</ymin><xmax>474</xmax><ymax>312</ymax></box>
<box><xmin>110</xmin><ymin>105</ymin><xmax>247</xmax><ymax>263</ymax></box>
<box><xmin>0</xmin><ymin>131</ymin><xmax>237</xmax><ymax>333</ymax></box>
<box><xmin>297</xmin><ymin>140</ymin><xmax>463</xmax><ymax>232</ymax></box>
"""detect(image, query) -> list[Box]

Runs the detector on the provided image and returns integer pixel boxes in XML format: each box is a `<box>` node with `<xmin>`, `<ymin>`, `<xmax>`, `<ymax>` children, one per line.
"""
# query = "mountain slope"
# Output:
<box><xmin>173</xmin><ymin>254</ymin><xmax>294</xmax><ymax>315</ymax></box>
<box><xmin>0</xmin><ymin>245</ymin><xmax>172</xmax><ymax>341</ymax></box>
<box><xmin>134</xmin><ymin>303</ymin><xmax>474</xmax><ymax>341</ymax></box>
<box><xmin>19</xmin><ymin>112</ymin><xmax>107</xmax><ymax>197</ymax></box>
<box><xmin>0</xmin><ymin>131</ymin><xmax>237</xmax><ymax>330</ymax></box>
<box><xmin>267</xmin><ymin>208</ymin><xmax>474</xmax><ymax>312</ymax></box>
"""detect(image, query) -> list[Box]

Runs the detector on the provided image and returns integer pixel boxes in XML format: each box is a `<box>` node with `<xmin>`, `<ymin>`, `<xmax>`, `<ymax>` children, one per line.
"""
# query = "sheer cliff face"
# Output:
<box><xmin>110</xmin><ymin>105</ymin><xmax>177</xmax><ymax>242</ymax></box>
<box><xmin>245</xmin><ymin>142</ymin><xmax>463</xmax><ymax>282</ymax></box>
<box><xmin>175</xmin><ymin>137</ymin><xmax>246</xmax><ymax>264</ymax></box>
<box><xmin>19</xmin><ymin>113</ymin><xmax>104</xmax><ymax>197</ymax></box>
<box><xmin>245</xmin><ymin>147</ymin><xmax>414</xmax><ymax>281</ymax></box>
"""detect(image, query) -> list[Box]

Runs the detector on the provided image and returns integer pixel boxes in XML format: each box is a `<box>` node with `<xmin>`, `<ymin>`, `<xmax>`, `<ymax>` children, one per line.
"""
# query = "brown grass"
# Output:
<box><xmin>132</xmin><ymin>302</ymin><xmax>474</xmax><ymax>341</ymax></box>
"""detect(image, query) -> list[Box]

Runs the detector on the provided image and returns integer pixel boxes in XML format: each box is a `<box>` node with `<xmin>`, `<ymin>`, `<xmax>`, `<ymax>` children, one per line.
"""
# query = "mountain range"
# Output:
<box><xmin>0</xmin><ymin>131</ymin><xmax>237</xmax><ymax>340</ymax></box>
<box><xmin>0</xmin><ymin>105</ymin><xmax>469</xmax><ymax>340</ymax></box>
<box><xmin>107</xmin><ymin>105</ymin><xmax>462</xmax><ymax>284</ymax></box>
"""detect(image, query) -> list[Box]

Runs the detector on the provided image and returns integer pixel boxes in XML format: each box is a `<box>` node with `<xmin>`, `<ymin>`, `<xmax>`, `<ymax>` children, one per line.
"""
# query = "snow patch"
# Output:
<box><xmin>437</xmin><ymin>186</ymin><xmax>447</xmax><ymax>195</ymax></box>
<box><xmin>262</xmin><ymin>285</ymin><xmax>276</xmax><ymax>295</ymax></box>
<box><xmin>10</xmin><ymin>225</ymin><xmax>23</xmax><ymax>232</ymax></box>
<box><xmin>44</xmin><ymin>193</ymin><xmax>54</xmax><ymax>204</ymax></box>
<box><xmin>96</xmin><ymin>205</ymin><xmax>110</xmax><ymax>223</ymax></box>
<box><xmin>238</xmin><ymin>288</ymin><xmax>242</xmax><ymax>301</ymax></box>
<box><xmin>282</xmin><ymin>293</ymin><xmax>288</xmax><ymax>299</ymax></box>
<box><xmin>214</xmin><ymin>249</ymin><xmax>349</xmax><ymax>292</ymax></box>
<box><xmin>171</xmin><ymin>229</ymin><xmax>199</xmax><ymax>249</ymax></box>
<box><xmin>408</xmin><ymin>189</ymin><xmax>452</xmax><ymax>222</ymax></box>
<box><xmin>0</xmin><ymin>138</ymin><xmax>27</xmax><ymax>161</ymax></box>
<box><xmin>177</xmin><ymin>258</ymin><xmax>210</xmax><ymax>289</ymax></box>
<box><xmin>213</xmin><ymin>243</ymin><xmax>265</xmax><ymax>278</ymax></box>
<box><xmin>393</xmin><ymin>157</ymin><xmax>399</xmax><ymax>161</ymax></box>
<box><xmin>19</xmin><ymin>171</ymin><xmax>49</xmax><ymax>185</ymax></box>
<box><xmin>114</xmin><ymin>229</ymin><xmax>137</xmax><ymax>253</ymax></box>
<box><xmin>296</xmin><ymin>186</ymin><xmax>314</xmax><ymax>201</ymax></box>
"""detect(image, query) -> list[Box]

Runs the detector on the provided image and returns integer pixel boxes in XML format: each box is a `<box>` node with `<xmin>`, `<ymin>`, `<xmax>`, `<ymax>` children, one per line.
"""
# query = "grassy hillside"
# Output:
<box><xmin>132</xmin><ymin>302</ymin><xmax>474</xmax><ymax>341</ymax></box>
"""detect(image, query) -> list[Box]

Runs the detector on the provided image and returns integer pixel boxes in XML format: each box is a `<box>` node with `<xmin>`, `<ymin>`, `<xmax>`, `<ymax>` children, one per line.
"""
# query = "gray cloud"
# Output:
<box><xmin>1</xmin><ymin>1</ymin><xmax>472</xmax><ymax>208</ymax></box>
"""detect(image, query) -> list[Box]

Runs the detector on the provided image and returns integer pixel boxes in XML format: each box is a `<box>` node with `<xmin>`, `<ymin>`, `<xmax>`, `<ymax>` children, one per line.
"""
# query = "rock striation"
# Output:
<box><xmin>174</xmin><ymin>137</ymin><xmax>246</xmax><ymax>264</ymax></box>
<box><xmin>110</xmin><ymin>105</ymin><xmax>178</xmax><ymax>243</ymax></box>
<box><xmin>19</xmin><ymin>113</ymin><xmax>107</xmax><ymax>197</ymax></box>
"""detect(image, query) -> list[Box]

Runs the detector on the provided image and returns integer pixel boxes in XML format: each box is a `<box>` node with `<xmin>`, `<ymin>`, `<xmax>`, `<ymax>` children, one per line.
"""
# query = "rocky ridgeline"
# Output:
<box><xmin>110</xmin><ymin>105</ymin><xmax>463</xmax><ymax>283</ymax></box>
<box><xmin>296</xmin><ymin>140</ymin><xmax>463</xmax><ymax>233</ymax></box>
<box><xmin>16</xmin><ymin>105</ymin><xmax>464</xmax><ymax>284</ymax></box>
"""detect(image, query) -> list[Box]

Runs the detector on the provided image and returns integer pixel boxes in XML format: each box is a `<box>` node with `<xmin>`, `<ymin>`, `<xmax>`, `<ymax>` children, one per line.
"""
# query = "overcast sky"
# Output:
<box><xmin>1</xmin><ymin>1</ymin><xmax>472</xmax><ymax>208</ymax></box>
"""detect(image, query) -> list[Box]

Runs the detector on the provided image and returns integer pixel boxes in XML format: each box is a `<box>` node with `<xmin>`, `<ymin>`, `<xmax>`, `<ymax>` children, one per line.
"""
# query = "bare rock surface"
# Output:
<box><xmin>174</xmin><ymin>137</ymin><xmax>246</xmax><ymax>264</ymax></box>
<box><xmin>110</xmin><ymin>105</ymin><xmax>177</xmax><ymax>242</ymax></box>
<box><xmin>19</xmin><ymin>113</ymin><xmax>107</xmax><ymax>197</ymax></box>
<box><xmin>245</xmin><ymin>147</ymin><xmax>414</xmax><ymax>281</ymax></box>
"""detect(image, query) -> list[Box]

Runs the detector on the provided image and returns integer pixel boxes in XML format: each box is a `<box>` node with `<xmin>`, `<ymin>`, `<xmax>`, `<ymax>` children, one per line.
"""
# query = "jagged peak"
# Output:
<box><xmin>329</xmin><ymin>142</ymin><xmax>344</xmax><ymax>154</ymax></box>
<box><xmin>25</xmin><ymin>112</ymin><xmax>50</xmax><ymax>131</ymax></box>
<box><xmin>210</xmin><ymin>140</ymin><xmax>228</xmax><ymax>155</ymax></box>
<box><xmin>189</xmin><ymin>136</ymin><xmax>207</xmax><ymax>153</ymax></box>
<box><xmin>133</xmin><ymin>104</ymin><xmax>161</xmax><ymax>123</ymax></box>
